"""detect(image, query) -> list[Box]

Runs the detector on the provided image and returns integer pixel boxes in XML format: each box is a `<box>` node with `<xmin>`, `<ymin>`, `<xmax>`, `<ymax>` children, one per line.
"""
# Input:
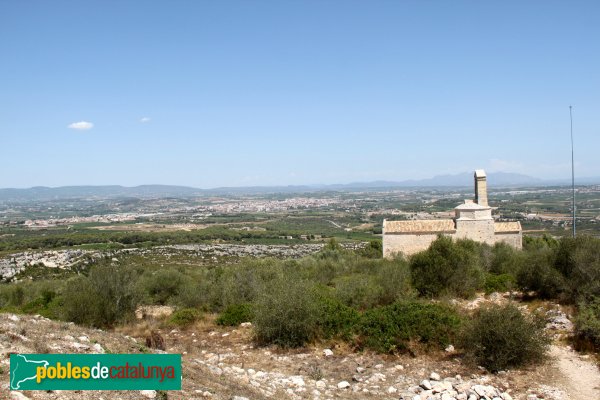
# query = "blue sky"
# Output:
<box><xmin>1</xmin><ymin>1</ymin><xmax>598</xmax><ymax>188</ymax></box>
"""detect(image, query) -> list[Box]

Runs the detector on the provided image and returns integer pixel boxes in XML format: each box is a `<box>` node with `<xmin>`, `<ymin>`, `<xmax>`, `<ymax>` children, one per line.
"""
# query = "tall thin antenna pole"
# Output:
<box><xmin>570</xmin><ymin>105</ymin><xmax>576</xmax><ymax>238</ymax></box>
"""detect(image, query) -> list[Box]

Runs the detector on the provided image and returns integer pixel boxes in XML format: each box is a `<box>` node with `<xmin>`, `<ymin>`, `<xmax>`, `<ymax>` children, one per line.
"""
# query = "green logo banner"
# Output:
<box><xmin>10</xmin><ymin>354</ymin><xmax>181</xmax><ymax>390</ymax></box>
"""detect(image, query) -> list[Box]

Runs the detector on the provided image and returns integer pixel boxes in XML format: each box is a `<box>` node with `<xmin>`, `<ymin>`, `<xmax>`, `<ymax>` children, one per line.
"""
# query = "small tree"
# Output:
<box><xmin>61</xmin><ymin>264</ymin><xmax>140</xmax><ymax>328</ymax></box>
<box><xmin>254</xmin><ymin>275</ymin><xmax>319</xmax><ymax>348</ymax></box>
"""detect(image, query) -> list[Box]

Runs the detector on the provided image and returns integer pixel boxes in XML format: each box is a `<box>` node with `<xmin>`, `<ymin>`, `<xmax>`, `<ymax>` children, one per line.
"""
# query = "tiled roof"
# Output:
<box><xmin>494</xmin><ymin>221</ymin><xmax>522</xmax><ymax>233</ymax></box>
<box><xmin>384</xmin><ymin>219</ymin><xmax>456</xmax><ymax>234</ymax></box>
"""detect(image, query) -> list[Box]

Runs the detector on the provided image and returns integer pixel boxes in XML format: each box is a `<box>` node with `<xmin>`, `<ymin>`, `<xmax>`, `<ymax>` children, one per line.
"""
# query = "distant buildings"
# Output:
<box><xmin>383</xmin><ymin>170</ymin><xmax>522</xmax><ymax>258</ymax></box>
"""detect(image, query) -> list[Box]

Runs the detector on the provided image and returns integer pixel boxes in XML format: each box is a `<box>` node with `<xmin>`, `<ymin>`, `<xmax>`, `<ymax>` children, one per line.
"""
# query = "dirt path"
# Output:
<box><xmin>550</xmin><ymin>345</ymin><xmax>600</xmax><ymax>400</ymax></box>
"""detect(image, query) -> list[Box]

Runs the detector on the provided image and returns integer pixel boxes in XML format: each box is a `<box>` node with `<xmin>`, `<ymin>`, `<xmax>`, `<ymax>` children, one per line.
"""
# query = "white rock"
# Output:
<box><xmin>230</xmin><ymin>366</ymin><xmax>245</xmax><ymax>374</ymax></box>
<box><xmin>221</xmin><ymin>333</ymin><xmax>229</xmax><ymax>337</ymax></box>
<box><xmin>140</xmin><ymin>390</ymin><xmax>156</xmax><ymax>399</ymax></box>
<box><xmin>315</xmin><ymin>380</ymin><xmax>327</xmax><ymax>389</ymax></box>
<box><xmin>445</xmin><ymin>344</ymin><xmax>455</xmax><ymax>352</ymax></box>
<box><xmin>247</xmin><ymin>368</ymin><xmax>255</xmax><ymax>375</ymax></box>
<box><xmin>78</xmin><ymin>335</ymin><xmax>89</xmax><ymax>342</ymax></box>
<box><xmin>337</xmin><ymin>381</ymin><xmax>351</xmax><ymax>389</ymax></box>
<box><xmin>8</xmin><ymin>315</ymin><xmax>20</xmax><ymax>322</ymax></box>
<box><xmin>433</xmin><ymin>381</ymin><xmax>453</xmax><ymax>393</ymax></box>
<box><xmin>202</xmin><ymin>391</ymin><xmax>212</xmax><ymax>397</ymax></box>
<box><xmin>369</xmin><ymin>372</ymin><xmax>386</xmax><ymax>382</ymax></box>
<box><xmin>240</xmin><ymin>322</ymin><xmax>252</xmax><ymax>327</ymax></box>
<box><xmin>412</xmin><ymin>395</ymin><xmax>422</xmax><ymax>400</ymax></box>
<box><xmin>70</xmin><ymin>342</ymin><xmax>90</xmax><ymax>350</ymax></box>
<box><xmin>473</xmin><ymin>385</ymin><xmax>488</xmax><ymax>397</ymax></box>
<box><xmin>290</xmin><ymin>376</ymin><xmax>305</xmax><ymax>387</ymax></box>
<box><xmin>92</xmin><ymin>343</ymin><xmax>105</xmax><ymax>353</ymax></box>
<box><xmin>10</xmin><ymin>392</ymin><xmax>30</xmax><ymax>400</ymax></box>
<box><xmin>374</xmin><ymin>363</ymin><xmax>384</xmax><ymax>369</ymax></box>
<box><xmin>420</xmin><ymin>379</ymin><xmax>433</xmax><ymax>390</ymax></box>
<box><xmin>395</xmin><ymin>364</ymin><xmax>404</xmax><ymax>370</ymax></box>
<box><xmin>312</xmin><ymin>389</ymin><xmax>321</xmax><ymax>396</ymax></box>
<box><xmin>501</xmin><ymin>394</ymin><xmax>513</xmax><ymax>400</ymax></box>
<box><xmin>430</xmin><ymin>372</ymin><xmax>441</xmax><ymax>381</ymax></box>
<box><xmin>356</xmin><ymin>366</ymin><xmax>366</xmax><ymax>373</ymax></box>
<box><xmin>208</xmin><ymin>365</ymin><xmax>223</xmax><ymax>375</ymax></box>
<box><xmin>323</xmin><ymin>349</ymin><xmax>334</xmax><ymax>357</ymax></box>
<box><xmin>387</xmin><ymin>386</ymin><xmax>397</xmax><ymax>393</ymax></box>
<box><xmin>232</xmin><ymin>397</ymin><xmax>249</xmax><ymax>400</ymax></box>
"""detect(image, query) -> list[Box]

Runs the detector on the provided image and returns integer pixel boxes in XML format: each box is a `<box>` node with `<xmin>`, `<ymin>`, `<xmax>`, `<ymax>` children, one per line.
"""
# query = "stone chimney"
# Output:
<box><xmin>474</xmin><ymin>169</ymin><xmax>488</xmax><ymax>207</ymax></box>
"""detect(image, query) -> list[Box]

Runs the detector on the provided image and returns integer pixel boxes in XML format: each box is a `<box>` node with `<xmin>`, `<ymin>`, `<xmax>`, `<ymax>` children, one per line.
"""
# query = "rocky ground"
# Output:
<box><xmin>1</xmin><ymin>295</ymin><xmax>599</xmax><ymax>400</ymax></box>
<box><xmin>1</xmin><ymin>243</ymin><xmax>369</xmax><ymax>281</ymax></box>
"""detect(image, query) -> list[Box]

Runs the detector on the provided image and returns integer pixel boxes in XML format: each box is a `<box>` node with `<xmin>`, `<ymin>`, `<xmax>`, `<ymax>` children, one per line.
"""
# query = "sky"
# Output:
<box><xmin>1</xmin><ymin>1</ymin><xmax>599</xmax><ymax>188</ymax></box>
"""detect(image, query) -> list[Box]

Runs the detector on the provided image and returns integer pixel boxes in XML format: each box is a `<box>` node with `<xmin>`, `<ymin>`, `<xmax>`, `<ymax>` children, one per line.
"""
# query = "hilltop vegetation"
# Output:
<box><xmin>4</xmin><ymin>235</ymin><xmax>600</xmax><ymax>372</ymax></box>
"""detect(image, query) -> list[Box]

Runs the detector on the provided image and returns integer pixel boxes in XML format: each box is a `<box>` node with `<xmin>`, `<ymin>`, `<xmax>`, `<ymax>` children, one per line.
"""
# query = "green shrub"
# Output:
<box><xmin>410</xmin><ymin>236</ymin><xmax>485</xmax><ymax>298</ymax></box>
<box><xmin>213</xmin><ymin>259</ymin><xmax>281</xmax><ymax>310</ymax></box>
<box><xmin>254</xmin><ymin>276</ymin><xmax>319</xmax><ymax>348</ymax></box>
<box><xmin>516</xmin><ymin>248</ymin><xmax>565</xmax><ymax>299</ymax></box>
<box><xmin>139</xmin><ymin>269</ymin><xmax>188</xmax><ymax>305</ymax></box>
<box><xmin>359</xmin><ymin>240</ymin><xmax>383</xmax><ymax>258</ymax></box>
<box><xmin>314</xmin><ymin>238</ymin><xmax>347</xmax><ymax>261</ymax></box>
<box><xmin>523</xmin><ymin>234</ymin><xmax>559</xmax><ymax>251</ymax></box>
<box><xmin>374</xmin><ymin>258</ymin><xmax>415</xmax><ymax>305</ymax></box>
<box><xmin>10</xmin><ymin>286</ymin><xmax>25</xmax><ymax>306</ymax></box>
<box><xmin>484</xmin><ymin>273</ymin><xmax>516</xmax><ymax>294</ymax></box>
<box><xmin>216</xmin><ymin>303</ymin><xmax>255</xmax><ymax>326</ymax></box>
<box><xmin>60</xmin><ymin>276</ymin><xmax>102</xmax><ymax>326</ymax></box>
<box><xmin>489</xmin><ymin>243</ymin><xmax>520</xmax><ymax>275</ymax></box>
<box><xmin>555</xmin><ymin>236</ymin><xmax>600</xmax><ymax>303</ymax></box>
<box><xmin>168</xmin><ymin>308</ymin><xmax>202</xmax><ymax>328</ymax></box>
<box><xmin>61</xmin><ymin>264</ymin><xmax>140</xmax><ymax>328</ymax></box>
<box><xmin>357</xmin><ymin>300</ymin><xmax>462</xmax><ymax>353</ymax></box>
<box><xmin>314</xmin><ymin>290</ymin><xmax>360</xmax><ymax>340</ymax></box>
<box><xmin>575</xmin><ymin>297</ymin><xmax>600</xmax><ymax>351</ymax></box>
<box><xmin>460</xmin><ymin>303</ymin><xmax>549</xmax><ymax>371</ymax></box>
<box><xmin>21</xmin><ymin>289</ymin><xmax>61</xmax><ymax>319</ymax></box>
<box><xmin>334</xmin><ymin>273</ymin><xmax>383</xmax><ymax>310</ymax></box>
<box><xmin>173</xmin><ymin>280</ymin><xmax>210</xmax><ymax>309</ymax></box>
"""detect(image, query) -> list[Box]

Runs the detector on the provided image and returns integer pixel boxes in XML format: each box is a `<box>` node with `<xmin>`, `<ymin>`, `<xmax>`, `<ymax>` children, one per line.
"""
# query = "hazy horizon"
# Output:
<box><xmin>3</xmin><ymin>170</ymin><xmax>599</xmax><ymax>191</ymax></box>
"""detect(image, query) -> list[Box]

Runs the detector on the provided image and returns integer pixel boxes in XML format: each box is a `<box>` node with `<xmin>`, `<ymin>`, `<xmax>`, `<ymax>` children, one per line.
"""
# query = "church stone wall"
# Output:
<box><xmin>383</xmin><ymin>232</ymin><xmax>451</xmax><ymax>258</ymax></box>
<box><xmin>494</xmin><ymin>232</ymin><xmax>523</xmax><ymax>249</ymax></box>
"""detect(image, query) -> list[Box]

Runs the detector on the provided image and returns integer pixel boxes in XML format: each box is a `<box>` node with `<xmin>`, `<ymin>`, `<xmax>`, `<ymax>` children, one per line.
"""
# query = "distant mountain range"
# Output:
<box><xmin>328</xmin><ymin>172</ymin><xmax>545</xmax><ymax>188</ymax></box>
<box><xmin>1</xmin><ymin>172</ymin><xmax>599</xmax><ymax>201</ymax></box>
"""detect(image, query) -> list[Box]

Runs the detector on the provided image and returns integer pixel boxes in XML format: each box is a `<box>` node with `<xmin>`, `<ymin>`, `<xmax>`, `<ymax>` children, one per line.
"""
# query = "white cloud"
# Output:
<box><xmin>68</xmin><ymin>121</ymin><xmax>93</xmax><ymax>130</ymax></box>
<box><xmin>140</xmin><ymin>117</ymin><xmax>151</xmax><ymax>123</ymax></box>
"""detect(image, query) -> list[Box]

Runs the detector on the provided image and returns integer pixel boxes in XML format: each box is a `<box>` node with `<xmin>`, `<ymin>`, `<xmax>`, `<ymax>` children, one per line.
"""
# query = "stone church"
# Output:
<box><xmin>383</xmin><ymin>170</ymin><xmax>522</xmax><ymax>258</ymax></box>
